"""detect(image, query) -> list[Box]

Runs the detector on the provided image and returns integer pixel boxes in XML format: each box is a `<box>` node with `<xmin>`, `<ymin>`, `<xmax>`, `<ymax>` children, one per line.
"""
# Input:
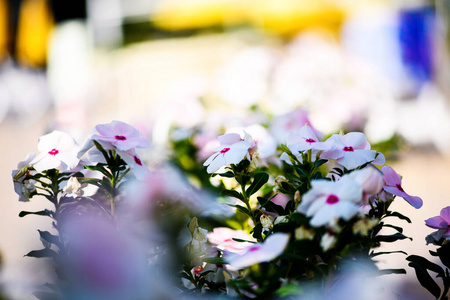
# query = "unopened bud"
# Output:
<box><xmin>260</xmin><ymin>215</ymin><xmax>274</xmax><ymax>230</ymax></box>
<box><xmin>274</xmin><ymin>215</ymin><xmax>289</xmax><ymax>225</ymax></box>
<box><xmin>320</xmin><ymin>232</ymin><xmax>336</xmax><ymax>252</ymax></box>
<box><xmin>294</xmin><ymin>191</ymin><xmax>301</xmax><ymax>205</ymax></box>
<box><xmin>353</xmin><ymin>218</ymin><xmax>379</xmax><ymax>236</ymax></box>
<box><xmin>295</xmin><ymin>227</ymin><xmax>315</xmax><ymax>240</ymax></box>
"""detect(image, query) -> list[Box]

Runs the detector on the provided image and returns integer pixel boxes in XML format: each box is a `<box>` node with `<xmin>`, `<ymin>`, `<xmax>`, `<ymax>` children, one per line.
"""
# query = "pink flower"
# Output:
<box><xmin>203</xmin><ymin>132</ymin><xmax>253</xmax><ymax>174</ymax></box>
<box><xmin>78</xmin><ymin>120</ymin><xmax>150</xmax><ymax>157</ymax></box>
<box><xmin>297</xmin><ymin>177</ymin><xmax>363</xmax><ymax>227</ymax></box>
<box><xmin>425</xmin><ymin>207</ymin><xmax>450</xmax><ymax>240</ymax></box>
<box><xmin>381</xmin><ymin>165</ymin><xmax>423</xmax><ymax>209</ymax></box>
<box><xmin>320</xmin><ymin>132</ymin><xmax>376</xmax><ymax>170</ymax></box>
<box><xmin>207</xmin><ymin>227</ymin><xmax>256</xmax><ymax>254</ymax></box>
<box><xmin>30</xmin><ymin>131</ymin><xmax>80</xmax><ymax>172</ymax></box>
<box><xmin>226</xmin><ymin>233</ymin><xmax>289</xmax><ymax>269</ymax></box>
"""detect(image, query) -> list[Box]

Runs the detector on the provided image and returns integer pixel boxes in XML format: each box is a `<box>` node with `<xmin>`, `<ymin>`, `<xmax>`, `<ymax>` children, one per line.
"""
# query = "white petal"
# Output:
<box><xmin>337</xmin><ymin>150</ymin><xmax>376</xmax><ymax>170</ymax></box>
<box><xmin>206</xmin><ymin>155</ymin><xmax>227</xmax><ymax>173</ymax></box>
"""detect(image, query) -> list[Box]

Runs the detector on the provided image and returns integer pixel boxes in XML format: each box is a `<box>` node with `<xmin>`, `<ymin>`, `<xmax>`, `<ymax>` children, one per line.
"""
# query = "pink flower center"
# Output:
<box><xmin>326</xmin><ymin>194</ymin><xmax>339</xmax><ymax>205</ymax></box>
<box><xmin>305</xmin><ymin>138</ymin><xmax>316</xmax><ymax>143</ymax></box>
<box><xmin>48</xmin><ymin>149</ymin><xmax>59</xmax><ymax>156</ymax></box>
<box><xmin>396</xmin><ymin>184</ymin><xmax>404</xmax><ymax>192</ymax></box>
<box><xmin>248</xmin><ymin>246</ymin><xmax>260</xmax><ymax>252</ymax></box>
<box><xmin>343</xmin><ymin>146</ymin><xmax>354</xmax><ymax>152</ymax></box>
<box><xmin>134</xmin><ymin>156</ymin><xmax>142</xmax><ymax>166</ymax></box>
<box><xmin>220</xmin><ymin>147</ymin><xmax>230</xmax><ymax>154</ymax></box>
<box><xmin>115</xmin><ymin>135</ymin><xmax>127</xmax><ymax>140</ymax></box>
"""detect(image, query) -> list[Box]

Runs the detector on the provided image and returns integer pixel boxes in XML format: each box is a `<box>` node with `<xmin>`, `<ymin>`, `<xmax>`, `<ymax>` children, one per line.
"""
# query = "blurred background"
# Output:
<box><xmin>1</xmin><ymin>0</ymin><xmax>450</xmax><ymax>298</ymax></box>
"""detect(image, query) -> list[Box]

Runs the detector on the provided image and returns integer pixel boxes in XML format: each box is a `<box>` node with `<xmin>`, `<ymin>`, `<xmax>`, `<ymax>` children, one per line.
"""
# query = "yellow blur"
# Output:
<box><xmin>152</xmin><ymin>0</ymin><xmax>346</xmax><ymax>37</ymax></box>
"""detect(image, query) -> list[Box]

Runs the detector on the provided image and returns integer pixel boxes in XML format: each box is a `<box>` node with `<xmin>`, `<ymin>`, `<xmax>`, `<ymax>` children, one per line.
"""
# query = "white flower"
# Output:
<box><xmin>321</xmin><ymin>232</ymin><xmax>336</xmax><ymax>251</ymax></box>
<box><xmin>30</xmin><ymin>131</ymin><xmax>80</xmax><ymax>172</ymax></box>
<box><xmin>297</xmin><ymin>177</ymin><xmax>363</xmax><ymax>227</ymax></box>
<box><xmin>203</xmin><ymin>132</ymin><xmax>253</xmax><ymax>174</ymax></box>
<box><xmin>260</xmin><ymin>215</ymin><xmax>274</xmax><ymax>230</ymax></box>
<box><xmin>286</xmin><ymin>124</ymin><xmax>329</xmax><ymax>153</ymax></box>
<box><xmin>226</xmin><ymin>233</ymin><xmax>289</xmax><ymax>269</ymax></box>
<box><xmin>320</xmin><ymin>132</ymin><xmax>376</xmax><ymax>170</ymax></box>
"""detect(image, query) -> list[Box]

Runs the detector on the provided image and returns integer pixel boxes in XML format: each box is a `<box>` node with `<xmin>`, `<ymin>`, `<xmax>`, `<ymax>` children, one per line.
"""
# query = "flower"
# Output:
<box><xmin>203</xmin><ymin>132</ymin><xmax>253</xmax><ymax>174</ymax></box>
<box><xmin>12</xmin><ymin>152</ymin><xmax>36</xmax><ymax>202</ymax></box>
<box><xmin>348</xmin><ymin>165</ymin><xmax>383</xmax><ymax>202</ymax></box>
<box><xmin>226</xmin><ymin>233</ymin><xmax>289</xmax><ymax>269</ymax></box>
<box><xmin>78</xmin><ymin>120</ymin><xmax>150</xmax><ymax>158</ymax></box>
<box><xmin>320</xmin><ymin>132</ymin><xmax>377</xmax><ymax>170</ymax></box>
<box><xmin>297</xmin><ymin>177</ymin><xmax>363</xmax><ymax>227</ymax></box>
<box><xmin>381</xmin><ymin>165</ymin><xmax>423</xmax><ymax>209</ymax></box>
<box><xmin>286</xmin><ymin>124</ymin><xmax>329</xmax><ymax>153</ymax></box>
<box><xmin>92</xmin><ymin>120</ymin><xmax>150</xmax><ymax>151</ymax></box>
<box><xmin>30</xmin><ymin>131</ymin><xmax>80</xmax><ymax>172</ymax></box>
<box><xmin>114</xmin><ymin>149</ymin><xmax>150</xmax><ymax>180</ymax></box>
<box><xmin>424</xmin><ymin>206</ymin><xmax>450</xmax><ymax>243</ymax></box>
<box><xmin>63</xmin><ymin>177</ymin><xmax>85</xmax><ymax>197</ymax></box>
<box><xmin>207</xmin><ymin>227</ymin><xmax>256</xmax><ymax>254</ymax></box>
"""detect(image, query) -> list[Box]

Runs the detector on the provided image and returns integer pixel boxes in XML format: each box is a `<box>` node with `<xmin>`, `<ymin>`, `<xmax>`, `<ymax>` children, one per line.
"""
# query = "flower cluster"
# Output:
<box><xmin>12</xmin><ymin>119</ymin><xmax>435</xmax><ymax>299</ymax></box>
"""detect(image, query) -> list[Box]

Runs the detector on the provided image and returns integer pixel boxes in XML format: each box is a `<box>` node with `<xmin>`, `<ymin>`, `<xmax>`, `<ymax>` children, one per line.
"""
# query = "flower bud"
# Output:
<box><xmin>274</xmin><ymin>215</ymin><xmax>289</xmax><ymax>225</ymax></box>
<box><xmin>260</xmin><ymin>215</ymin><xmax>274</xmax><ymax>230</ymax></box>
<box><xmin>273</xmin><ymin>176</ymin><xmax>288</xmax><ymax>193</ymax></box>
<box><xmin>295</xmin><ymin>227</ymin><xmax>315</xmax><ymax>240</ymax></box>
<box><xmin>353</xmin><ymin>218</ymin><xmax>379</xmax><ymax>236</ymax></box>
<box><xmin>294</xmin><ymin>191</ymin><xmax>301</xmax><ymax>206</ymax></box>
<box><xmin>63</xmin><ymin>177</ymin><xmax>84</xmax><ymax>197</ymax></box>
<box><xmin>349</xmin><ymin>166</ymin><xmax>383</xmax><ymax>196</ymax></box>
<box><xmin>320</xmin><ymin>232</ymin><xmax>336</xmax><ymax>251</ymax></box>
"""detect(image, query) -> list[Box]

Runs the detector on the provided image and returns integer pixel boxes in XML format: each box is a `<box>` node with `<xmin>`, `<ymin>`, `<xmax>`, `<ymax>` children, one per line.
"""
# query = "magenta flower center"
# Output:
<box><xmin>396</xmin><ymin>184</ymin><xmax>404</xmax><ymax>192</ymax></box>
<box><xmin>326</xmin><ymin>194</ymin><xmax>339</xmax><ymax>205</ymax></box>
<box><xmin>220</xmin><ymin>147</ymin><xmax>230</xmax><ymax>154</ymax></box>
<box><xmin>48</xmin><ymin>149</ymin><xmax>59</xmax><ymax>156</ymax></box>
<box><xmin>248</xmin><ymin>246</ymin><xmax>260</xmax><ymax>252</ymax></box>
<box><xmin>115</xmin><ymin>135</ymin><xmax>127</xmax><ymax>140</ymax></box>
<box><xmin>305</xmin><ymin>138</ymin><xmax>316</xmax><ymax>143</ymax></box>
<box><xmin>343</xmin><ymin>146</ymin><xmax>354</xmax><ymax>152</ymax></box>
<box><xmin>134</xmin><ymin>156</ymin><xmax>142</xmax><ymax>166</ymax></box>
<box><xmin>193</xmin><ymin>266</ymin><xmax>203</xmax><ymax>275</ymax></box>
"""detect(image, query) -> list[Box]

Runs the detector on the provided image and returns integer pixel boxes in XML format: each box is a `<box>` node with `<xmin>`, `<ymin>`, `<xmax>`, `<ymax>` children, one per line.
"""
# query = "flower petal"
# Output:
<box><xmin>425</xmin><ymin>216</ymin><xmax>447</xmax><ymax>229</ymax></box>
<box><xmin>381</xmin><ymin>166</ymin><xmax>401</xmax><ymax>186</ymax></box>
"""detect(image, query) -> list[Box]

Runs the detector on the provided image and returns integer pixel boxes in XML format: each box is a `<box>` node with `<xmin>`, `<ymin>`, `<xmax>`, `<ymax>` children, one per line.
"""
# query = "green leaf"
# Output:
<box><xmin>276</xmin><ymin>282</ymin><xmax>303</xmax><ymax>297</ymax></box>
<box><xmin>221</xmin><ymin>189</ymin><xmax>243</xmax><ymax>200</ymax></box>
<box><xmin>385</xmin><ymin>211</ymin><xmax>412</xmax><ymax>223</ymax></box>
<box><xmin>408</xmin><ymin>262</ymin><xmax>441</xmax><ymax>299</ymax></box>
<box><xmin>314</xmin><ymin>159</ymin><xmax>328</xmax><ymax>169</ymax></box>
<box><xmin>25</xmin><ymin>248</ymin><xmax>58</xmax><ymax>259</ymax></box>
<box><xmin>252</xmin><ymin>223</ymin><xmax>263</xmax><ymax>241</ymax></box>
<box><xmin>370</xmin><ymin>250</ymin><xmax>407</xmax><ymax>257</ymax></box>
<box><xmin>407</xmin><ymin>255</ymin><xmax>445</xmax><ymax>277</ymax></box>
<box><xmin>378</xmin><ymin>268</ymin><xmax>407</xmax><ymax>275</ymax></box>
<box><xmin>246</xmin><ymin>172</ymin><xmax>269</xmax><ymax>196</ymax></box>
<box><xmin>38</xmin><ymin>230</ymin><xmax>61</xmax><ymax>248</ymax></box>
<box><xmin>382</xmin><ymin>224</ymin><xmax>404</xmax><ymax>233</ymax></box>
<box><xmin>232</xmin><ymin>238</ymin><xmax>256</xmax><ymax>243</ymax></box>
<box><xmin>203</xmin><ymin>257</ymin><xmax>227</xmax><ymax>265</ymax></box>
<box><xmin>257</xmin><ymin>197</ymin><xmax>285</xmax><ymax>215</ymax></box>
<box><xmin>294</xmin><ymin>167</ymin><xmax>306</xmax><ymax>177</ymax></box>
<box><xmin>375</xmin><ymin>233</ymin><xmax>412</xmax><ymax>243</ymax></box>
<box><xmin>217</xmin><ymin>171</ymin><xmax>235</xmax><ymax>178</ymax></box>
<box><xmin>234</xmin><ymin>205</ymin><xmax>251</xmax><ymax>217</ymax></box>
<box><xmin>437</xmin><ymin>243</ymin><xmax>450</xmax><ymax>270</ymax></box>
<box><xmin>19</xmin><ymin>210</ymin><xmax>52</xmax><ymax>218</ymax></box>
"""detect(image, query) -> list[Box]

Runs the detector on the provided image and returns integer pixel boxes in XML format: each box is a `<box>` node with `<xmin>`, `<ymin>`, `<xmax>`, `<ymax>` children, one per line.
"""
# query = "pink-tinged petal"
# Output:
<box><xmin>372</xmin><ymin>153</ymin><xmax>385</xmax><ymax>166</ymax></box>
<box><xmin>440</xmin><ymin>207</ymin><xmax>450</xmax><ymax>224</ymax></box>
<box><xmin>425</xmin><ymin>216</ymin><xmax>447</xmax><ymax>229</ymax></box>
<box><xmin>203</xmin><ymin>152</ymin><xmax>219</xmax><ymax>167</ymax></box>
<box><xmin>206</xmin><ymin>155</ymin><xmax>227</xmax><ymax>174</ymax></box>
<box><xmin>218</xmin><ymin>133</ymin><xmax>242</xmax><ymax>145</ymax></box>
<box><xmin>271</xmin><ymin>194</ymin><xmax>289</xmax><ymax>209</ymax></box>
<box><xmin>381</xmin><ymin>166</ymin><xmax>401</xmax><ymax>186</ymax></box>
<box><xmin>226</xmin><ymin>233</ymin><xmax>289</xmax><ymax>269</ymax></box>
<box><xmin>223</xmin><ymin>141</ymin><xmax>251</xmax><ymax>164</ymax></box>
<box><xmin>336</xmin><ymin>150</ymin><xmax>376</xmax><ymax>170</ymax></box>
<box><xmin>336</xmin><ymin>177</ymin><xmax>363</xmax><ymax>203</ymax></box>
<box><xmin>32</xmin><ymin>156</ymin><xmax>61</xmax><ymax>173</ymax></box>
<box><xmin>321</xmin><ymin>148</ymin><xmax>344</xmax><ymax>160</ymax></box>
<box><xmin>342</xmin><ymin>132</ymin><xmax>371</xmax><ymax>150</ymax></box>
<box><xmin>402</xmin><ymin>194</ymin><xmax>423</xmax><ymax>209</ymax></box>
<box><xmin>383</xmin><ymin>186</ymin><xmax>404</xmax><ymax>197</ymax></box>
